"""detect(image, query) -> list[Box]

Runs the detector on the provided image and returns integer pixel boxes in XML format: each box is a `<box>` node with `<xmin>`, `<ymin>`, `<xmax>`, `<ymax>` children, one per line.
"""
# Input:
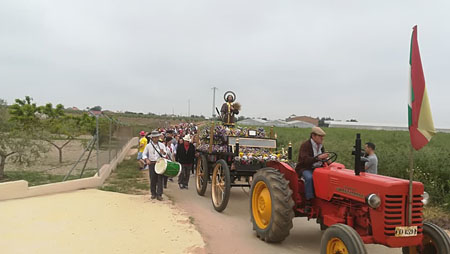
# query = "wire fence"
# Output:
<box><xmin>63</xmin><ymin>113</ymin><xmax>135</xmax><ymax>181</ymax></box>
<box><xmin>1</xmin><ymin>111</ymin><xmax>206</xmax><ymax>186</ymax></box>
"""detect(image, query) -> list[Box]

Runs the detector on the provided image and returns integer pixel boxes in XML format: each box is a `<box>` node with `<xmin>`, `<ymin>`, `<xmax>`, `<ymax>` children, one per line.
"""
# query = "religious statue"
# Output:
<box><xmin>220</xmin><ymin>91</ymin><xmax>241</xmax><ymax>126</ymax></box>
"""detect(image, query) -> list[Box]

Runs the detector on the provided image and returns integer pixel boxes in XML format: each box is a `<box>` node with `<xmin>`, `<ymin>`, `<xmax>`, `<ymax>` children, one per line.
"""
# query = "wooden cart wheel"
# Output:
<box><xmin>195</xmin><ymin>154</ymin><xmax>208</xmax><ymax>196</ymax></box>
<box><xmin>211</xmin><ymin>159</ymin><xmax>231</xmax><ymax>212</ymax></box>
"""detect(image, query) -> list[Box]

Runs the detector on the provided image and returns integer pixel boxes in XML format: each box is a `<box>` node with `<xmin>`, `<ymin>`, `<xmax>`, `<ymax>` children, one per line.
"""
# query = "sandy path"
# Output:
<box><xmin>0</xmin><ymin>189</ymin><xmax>205</xmax><ymax>254</ymax></box>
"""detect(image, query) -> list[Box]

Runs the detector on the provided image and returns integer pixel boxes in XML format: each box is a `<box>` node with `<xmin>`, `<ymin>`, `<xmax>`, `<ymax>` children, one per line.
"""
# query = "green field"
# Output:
<box><xmin>273</xmin><ymin>127</ymin><xmax>450</xmax><ymax>210</ymax></box>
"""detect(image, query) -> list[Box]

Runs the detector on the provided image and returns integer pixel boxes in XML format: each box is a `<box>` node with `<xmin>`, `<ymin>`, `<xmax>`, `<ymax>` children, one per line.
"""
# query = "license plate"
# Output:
<box><xmin>395</xmin><ymin>226</ymin><xmax>418</xmax><ymax>237</ymax></box>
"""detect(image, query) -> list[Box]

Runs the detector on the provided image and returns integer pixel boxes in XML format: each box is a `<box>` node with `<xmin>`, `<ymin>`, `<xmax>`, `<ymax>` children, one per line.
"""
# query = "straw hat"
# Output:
<box><xmin>149</xmin><ymin>130</ymin><xmax>161</xmax><ymax>138</ymax></box>
<box><xmin>311</xmin><ymin>127</ymin><xmax>326</xmax><ymax>136</ymax></box>
<box><xmin>183</xmin><ymin>134</ymin><xmax>191</xmax><ymax>142</ymax></box>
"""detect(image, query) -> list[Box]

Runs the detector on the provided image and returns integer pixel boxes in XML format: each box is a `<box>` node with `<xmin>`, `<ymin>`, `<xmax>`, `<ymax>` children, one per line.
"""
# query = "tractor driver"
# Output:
<box><xmin>295</xmin><ymin>127</ymin><xmax>329</xmax><ymax>208</ymax></box>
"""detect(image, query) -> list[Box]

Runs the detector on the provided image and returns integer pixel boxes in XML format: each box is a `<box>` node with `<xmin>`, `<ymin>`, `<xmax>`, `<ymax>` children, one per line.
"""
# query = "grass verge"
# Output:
<box><xmin>424</xmin><ymin>206</ymin><xmax>450</xmax><ymax>230</ymax></box>
<box><xmin>99</xmin><ymin>155</ymin><xmax>148</xmax><ymax>195</ymax></box>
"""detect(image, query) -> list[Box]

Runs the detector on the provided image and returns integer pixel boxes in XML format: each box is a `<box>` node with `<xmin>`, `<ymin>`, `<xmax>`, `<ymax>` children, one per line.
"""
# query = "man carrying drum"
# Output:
<box><xmin>143</xmin><ymin>130</ymin><xmax>167</xmax><ymax>201</ymax></box>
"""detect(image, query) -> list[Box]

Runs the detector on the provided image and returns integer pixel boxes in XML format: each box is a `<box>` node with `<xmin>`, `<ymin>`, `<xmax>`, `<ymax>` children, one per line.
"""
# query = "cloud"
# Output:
<box><xmin>0</xmin><ymin>0</ymin><xmax>449</xmax><ymax>127</ymax></box>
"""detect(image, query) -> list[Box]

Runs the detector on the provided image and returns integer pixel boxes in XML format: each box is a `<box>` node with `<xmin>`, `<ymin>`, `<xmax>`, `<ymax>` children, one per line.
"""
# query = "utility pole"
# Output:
<box><xmin>188</xmin><ymin>99</ymin><xmax>190</xmax><ymax>116</ymax></box>
<box><xmin>212</xmin><ymin>86</ymin><xmax>218</xmax><ymax>118</ymax></box>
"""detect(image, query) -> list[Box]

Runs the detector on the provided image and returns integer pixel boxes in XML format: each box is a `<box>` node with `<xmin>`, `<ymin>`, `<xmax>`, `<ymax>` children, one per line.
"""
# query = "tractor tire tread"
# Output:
<box><xmin>320</xmin><ymin>223</ymin><xmax>367</xmax><ymax>254</ymax></box>
<box><xmin>424</xmin><ymin>222</ymin><xmax>450</xmax><ymax>249</ymax></box>
<box><xmin>251</xmin><ymin>167</ymin><xmax>295</xmax><ymax>243</ymax></box>
<box><xmin>402</xmin><ymin>222</ymin><xmax>450</xmax><ymax>254</ymax></box>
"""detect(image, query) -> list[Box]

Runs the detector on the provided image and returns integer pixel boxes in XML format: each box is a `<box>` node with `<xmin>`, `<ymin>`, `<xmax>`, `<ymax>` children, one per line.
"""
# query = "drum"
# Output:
<box><xmin>155</xmin><ymin>158</ymin><xmax>182</xmax><ymax>177</ymax></box>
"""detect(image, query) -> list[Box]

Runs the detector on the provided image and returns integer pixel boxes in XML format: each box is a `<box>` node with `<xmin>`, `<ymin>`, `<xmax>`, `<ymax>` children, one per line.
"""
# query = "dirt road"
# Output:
<box><xmin>0</xmin><ymin>189</ymin><xmax>204</xmax><ymax>254</ymax></box>
<box><xmin>164</xmin><ymin>177</ymin><xmax>403</xmax><ymax>254</ymax></box>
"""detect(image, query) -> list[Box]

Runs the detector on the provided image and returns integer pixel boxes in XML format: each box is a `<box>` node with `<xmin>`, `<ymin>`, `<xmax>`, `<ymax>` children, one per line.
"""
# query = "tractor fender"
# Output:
<box><xmin>266</xmin><ymin>161</ymin><xmax>302</xmax><ymax>205</ymax></box>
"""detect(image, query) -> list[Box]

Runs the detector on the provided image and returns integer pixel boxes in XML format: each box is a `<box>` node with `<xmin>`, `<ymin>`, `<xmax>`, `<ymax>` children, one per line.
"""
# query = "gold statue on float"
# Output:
<box><xmin>220</xmin><ymin>91</ymin><xmax>240</xmax><ymax>126</ymax></box>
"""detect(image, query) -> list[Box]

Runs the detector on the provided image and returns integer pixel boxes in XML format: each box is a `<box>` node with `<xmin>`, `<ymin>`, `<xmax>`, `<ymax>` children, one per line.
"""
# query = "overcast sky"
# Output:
<box><xmin>1</xmin><ymin>1</ymin><xmax>449</xmax><ymax>127</ymax></box>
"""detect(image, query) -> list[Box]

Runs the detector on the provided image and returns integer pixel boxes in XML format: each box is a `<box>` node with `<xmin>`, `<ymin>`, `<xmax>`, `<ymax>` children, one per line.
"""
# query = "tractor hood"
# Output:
<box><xmin>313</xmin><ymin>163</ymin><xmax>424</xmax><ymax>202</ymax></box>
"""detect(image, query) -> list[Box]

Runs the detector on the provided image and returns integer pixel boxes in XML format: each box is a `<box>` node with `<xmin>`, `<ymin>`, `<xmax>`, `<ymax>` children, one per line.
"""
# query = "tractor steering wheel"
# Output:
<box><xmin>315</xmin><ymin>152</ymin><xmax>338</xmax><ymax>165</ymax></box>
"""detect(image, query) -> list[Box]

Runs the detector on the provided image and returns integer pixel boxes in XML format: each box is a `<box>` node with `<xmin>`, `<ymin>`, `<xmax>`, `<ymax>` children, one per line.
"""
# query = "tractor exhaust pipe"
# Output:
<box><xmin>353</xmin><ymin>133</ymin><xmax>363</xmax><ymax>176</ymax></box>
<box><xmin>288</xmin><ymin>142</ymin><xmax>292</xmax><ymax>160</ymax></box>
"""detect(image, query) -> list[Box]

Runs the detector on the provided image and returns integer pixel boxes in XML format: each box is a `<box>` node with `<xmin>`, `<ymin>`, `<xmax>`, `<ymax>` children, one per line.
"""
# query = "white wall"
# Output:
<box><xmin>0</xmin><ymin>137</ymin><xmax>138</xmax><ymax>201</ymax></box>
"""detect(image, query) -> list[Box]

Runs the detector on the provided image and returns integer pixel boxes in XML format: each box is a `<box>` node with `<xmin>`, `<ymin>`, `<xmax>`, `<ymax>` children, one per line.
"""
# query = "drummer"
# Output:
<box><xmin>143</xmin><ymin>130</ymin><xmax>167</xmax><ymax>201</ymax></box>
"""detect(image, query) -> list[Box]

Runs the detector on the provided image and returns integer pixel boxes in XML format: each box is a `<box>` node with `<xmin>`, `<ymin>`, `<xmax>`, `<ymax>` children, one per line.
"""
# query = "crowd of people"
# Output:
<box><xmin>137</xmin><ymin>123</ymin><xmax>199</xmax><ymax>201</ymax></box>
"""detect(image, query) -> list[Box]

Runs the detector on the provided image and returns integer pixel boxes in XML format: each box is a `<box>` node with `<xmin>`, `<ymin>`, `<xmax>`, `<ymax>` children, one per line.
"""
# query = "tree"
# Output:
<box><xmin>0</xmin><ymin>130</ymin><xmax>47</xmax><ymax>178</ymax></box>
<box><xmin>39</xmin><ymin>103</ymin><xmax>88</xmax><ymax>163</ymax></box>
<box><xmin>8</xmin><ymin>97</ymin><xmax>96</xmax><ymax>164</ymax></box>
<box><xmin>0</xmin><ymin>99</ymin><xmax>7</xmax><ymax>124</ymax></box>
<box><xmin>0</xmin><ymin>98</ymin><xmax>47</xmax><ymax>179</ymax></box>
<box><xmin>8</xmin><ymin>96</ymin><xmax>41</xmax><ymax>133</ymax></box>
<box><xmin>90</xmin><ymin>106</ymin><xmax>102</xmax><ymax>111</ymax></box>
<box><xmin>0</xmin><ymin>99</ymin><xmax>13</xmax><ymax>177</ymax></box>
<box><xmin>237</xmin><ymin>116</ymin><xmax>246</xmax><ymax>121</ymax></box>
<box><xmin>41</xmin><ymin>103</ymin><xmax>95</xmax><ymax>163</ymax></box>
<box><xmin>6</xmin><ymin>96</ymin><xmax>47</xmax><ymax>164</ymax></box>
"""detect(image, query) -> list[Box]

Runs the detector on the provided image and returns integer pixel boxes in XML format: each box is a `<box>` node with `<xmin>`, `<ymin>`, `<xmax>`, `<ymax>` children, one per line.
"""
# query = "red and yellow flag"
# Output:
<box><xmin>408</xmin><ymin>25</ymin><xmax>435</xmax><ymax>150</ymax></box>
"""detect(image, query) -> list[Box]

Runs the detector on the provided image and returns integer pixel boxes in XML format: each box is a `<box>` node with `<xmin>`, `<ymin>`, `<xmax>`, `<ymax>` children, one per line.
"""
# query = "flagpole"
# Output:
<box><xmin>408</xmin><ymin>145</ymin><xmax>414</xmax><ymax>225</ymax></box>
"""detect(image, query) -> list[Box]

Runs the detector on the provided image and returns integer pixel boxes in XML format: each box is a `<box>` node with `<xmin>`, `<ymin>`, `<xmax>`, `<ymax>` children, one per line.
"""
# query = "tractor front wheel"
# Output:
<box><xmin>250</xmin><ymin>168</ymin><xmax>295</xmax><ymax>243</ymax></box>
<box><xmin>401</xmin><ymin>222</ymin><xmax>450</xmax><ymax>254</ymax></box>
<box><xmin>211</xmin><ymin>159</ymin><xmax>231</xmax><ymax>212</ymax></box>
<box><xmin>320</xmin><ymin>223</ymin><xmax>367</xmax><ymax>254</ymax></box>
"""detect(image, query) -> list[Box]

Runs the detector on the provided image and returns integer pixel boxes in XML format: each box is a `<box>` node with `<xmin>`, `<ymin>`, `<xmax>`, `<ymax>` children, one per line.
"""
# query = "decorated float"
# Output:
<box><xmin>195</xmin><ymin>91</ymin><xmax>293</xmax><ymax>212</ymax></box>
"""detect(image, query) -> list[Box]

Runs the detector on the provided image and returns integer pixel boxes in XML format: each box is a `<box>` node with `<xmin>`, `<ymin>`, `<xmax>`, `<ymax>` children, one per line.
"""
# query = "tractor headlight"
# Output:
<box><xmin>422</xmin><ymin>191</ymin><xmax>429</xmax><ymax>206</ymax></box>
<box><xmin>366</xmin><ymin>194</ymin><xmax>381</xmax><ymax>209</ymax></box>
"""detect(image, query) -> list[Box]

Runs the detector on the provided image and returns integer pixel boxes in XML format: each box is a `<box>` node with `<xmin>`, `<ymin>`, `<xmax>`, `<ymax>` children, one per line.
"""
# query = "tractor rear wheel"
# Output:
<box><xmin>320</xmin><ymin>223</ymin><xmax>367</xmax><ymax>254</ymax></box>
<box><xmin>195</xmin><ymin>154</ymin><xmax>208</xmax><ymax>196</ymax></box>
<box><xmin>211</xmin><ymin>159</ymin><xmax>231</xmax><ymax>212</ymax></box>
<box><xmin>401</xmin><ymin>222</ymin><xmax>450</xmax><ymax>254</ymax></box>
<box><xmin>250</xmin><ymin>168</ymin><xmax>295</xmax><ymax>243</ymax></box>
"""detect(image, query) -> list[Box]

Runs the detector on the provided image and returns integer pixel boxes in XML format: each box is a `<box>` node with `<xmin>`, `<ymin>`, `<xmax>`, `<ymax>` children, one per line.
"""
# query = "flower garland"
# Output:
<box><xmin>197</xmin><ymin>144</ymin><xmax>228</xmax><ymax>153</ymax></box>
<box><xmin>197</xmin><ymin>124</ymin><xmax>287</xmax><ymax>163</ymax></box>
<box><xmin>234</xmin><ymin>147</ymin><xmax>288</xmax><ymax>164</ymax></box>
<box><xmin>196</xmin><ymin>144</ymin><xmax>288</xmax><ymax>163</ymax></box>
<box><xmin>200</xmin><ymin>125</ymin><xmax>266</xmax><ymax>143</ymax></box>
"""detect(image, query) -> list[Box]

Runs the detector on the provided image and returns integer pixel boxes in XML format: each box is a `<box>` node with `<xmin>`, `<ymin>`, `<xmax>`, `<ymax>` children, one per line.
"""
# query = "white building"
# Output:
<box><xmin>237</xmin><ymin>119</ymin><xmax>314</xmax><ymax>128</ymax></box>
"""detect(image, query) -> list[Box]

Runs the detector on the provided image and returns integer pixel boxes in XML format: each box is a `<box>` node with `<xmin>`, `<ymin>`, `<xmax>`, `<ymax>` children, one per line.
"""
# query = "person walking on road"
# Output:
<box><xmin>176</xmin><ymin>134</ymin><xmax>195</xmax><ymax>189</ymax></box>
<box><xmin>163</xmin><ymin>136</ymin><xmax>175</xmax><ymax>188</ymax></box>
<box><xmin>143</xmin><ymin>130</ymin><xmax>167</xmax><ymax>201</ymax></box>
<box><xmin>137</xmin><ymin>131</ymin><xmax>147</xmax><ymax>170</ymax></box>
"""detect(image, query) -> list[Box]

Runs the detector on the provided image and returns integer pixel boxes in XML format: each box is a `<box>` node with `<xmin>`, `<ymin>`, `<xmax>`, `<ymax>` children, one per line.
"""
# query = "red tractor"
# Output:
<box><xmin>250</xmin><ymin>134</ymin><xmax>450</xmax><ymax>253</ymax></box>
